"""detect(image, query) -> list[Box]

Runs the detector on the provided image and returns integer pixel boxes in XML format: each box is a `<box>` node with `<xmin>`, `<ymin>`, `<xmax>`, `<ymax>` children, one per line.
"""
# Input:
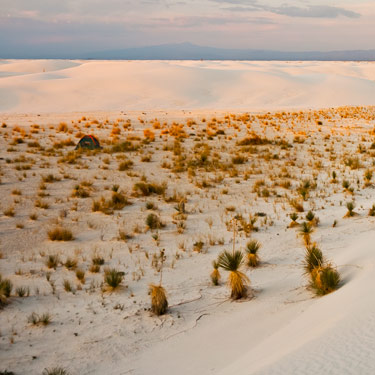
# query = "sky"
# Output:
<box><xmin>0</xmin><ymin>0</ymin><xmax>374</xmax><ymax>57</ymax></box>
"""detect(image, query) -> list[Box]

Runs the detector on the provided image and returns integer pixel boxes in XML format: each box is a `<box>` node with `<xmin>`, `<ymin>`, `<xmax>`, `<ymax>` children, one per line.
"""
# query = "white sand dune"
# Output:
<box><xmin>1</xmin><ymin>60</ymin><xmax>375</xmax><ymax>113</ymax></box>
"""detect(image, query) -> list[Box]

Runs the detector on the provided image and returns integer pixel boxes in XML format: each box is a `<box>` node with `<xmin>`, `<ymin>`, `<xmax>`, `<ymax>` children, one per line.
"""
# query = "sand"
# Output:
<box><xmin>1</xmin><ymin>60</ymin><xmax>375</xmax><ymax>375</ymax></box>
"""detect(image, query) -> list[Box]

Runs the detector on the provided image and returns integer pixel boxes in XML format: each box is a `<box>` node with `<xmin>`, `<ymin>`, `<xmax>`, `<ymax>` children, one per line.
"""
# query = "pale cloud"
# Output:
<box><xmin>0</xmin><ymin>0</ymin><xmax>372</xmax><ymax>56</ymax></box>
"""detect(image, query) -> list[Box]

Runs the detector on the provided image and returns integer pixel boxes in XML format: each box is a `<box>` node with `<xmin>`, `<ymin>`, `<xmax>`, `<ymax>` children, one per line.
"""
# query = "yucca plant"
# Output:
<box><xmin>303</xmin><ymin>244</ymin><xmax>324</xmax><ymax>274</ymax></box>
<box><xmin>217</xmin><ymin>250</ymin><xmax>249</xmax><ymax>300</ymax></box>
<box><xmin>298</xmin><ymin>221</ymin><xmax>314</xmax><ymax>245</ymax></box>
<box><xmin>149</xmin><ymin>284</ymin><xmax>168</xmax><ymax>315</ymax></box>
<box><xmin>345</xmin><ymin>201</ymin><xmax>356</xmax><ymax>217</ymax></box>
<box><xmin>210</xmin><ymin>260</ymin><xmax>221</xmax><ymax>285</ymax></box>
<box><xmin>310</xmin><ymin>265</ymin><xmax>340</xmax><ymax>295</ymax></box>
<box><xmin>245</xmin><ymin>240</ymin><xmax>261</xmax><ymax>267</ymax></box>
<box><xmin>289</xmin><ymin>212</ymin><xmax>299</xmax><ymax>228</ymax></box>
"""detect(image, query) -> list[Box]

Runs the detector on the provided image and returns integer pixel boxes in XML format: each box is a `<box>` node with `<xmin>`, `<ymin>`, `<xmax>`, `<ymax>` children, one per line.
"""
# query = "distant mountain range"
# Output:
<box><xmin>81</xmin><ymin>42</ymin><xmax>375</xmax><ymax>61</ymax></box>
<box><xmin>3</xmin><ymin>42</ymin><xmax>375</xmax><ymax>61</ymax></box>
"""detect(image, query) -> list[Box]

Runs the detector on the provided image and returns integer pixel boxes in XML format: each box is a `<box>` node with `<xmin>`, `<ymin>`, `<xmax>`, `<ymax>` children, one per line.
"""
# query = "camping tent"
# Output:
<box><xmin>75</xmin><ymin>135</ymin><xmax>101</xmax><ymax>150</ymax></box>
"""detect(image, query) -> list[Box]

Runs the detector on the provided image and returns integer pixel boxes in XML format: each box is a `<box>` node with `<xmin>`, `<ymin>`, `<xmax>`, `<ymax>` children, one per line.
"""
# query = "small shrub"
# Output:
<box><xmin>118</xmin><ymin>160</ymin><xmax>133</xmax><ymax>171</ymax></box>
<box><xmin>3</xmin><ymin>207</ymin><xmax>15</xmax><ymax>217</ymax></box>
<box><xmin>104</xmin><ymin>269</ymin><xmax>123</xmax><ymax>290</ymax></box>
<box><xmin>310</xmin><ymin>265</ymin><xmax>340</xmax><ymax>295</ymax></box>
<box><xmin>45</xmin><ymin>254</ymin><xmax>60</xmax><ymax>269</ymax></box>
<box><xmin>210</xmin><ymin>260</ymin><xmax>221</xmax><ymax>286</ymax></box>
<box><xmin>149</xmin><ymin>284</ymin><xmax>168</xmax><ymax>315</ymax></box>
<box><xmin>134</xmin><ymin>182</ymin><xmax>166</xmax><ymax>196</ymax></box>
<box><xmin>369</xmin><ymin>204</ymin><xmax>375</xmax><ymax>216</ymax></box>
<box><xmin>64</xmin><ymin>258</ymin><xmax>77</xmax><ymax>270</ymax></box>
<box><xmin>28</xmin><ymin>312</ymin><xmax>51</xmax><ymax>326</ymax></box>
<box><xmin>146</xmin><ymin>213</ymin><xmax>164</xmax><ymax>230</ymax></box>
<box><xmin>75</xmin><ymin>269</ymin><xmax>85</xmax><ymax>283</ymax></box>
<box><xmin>92</xmin><ymin>255</ymin><xmax>105</xmax><ymax>265</ymax></box>
<box><xmin>16</xmin><ymin>286</ymin><xmax>29</xmax><ymax>297</ymax></box>
<box><xmin>0</xmin><ymin>275</ymin><xmax>12</xmax><ymax>305</ymax></box>
<box><xmin>63</xmin><ymin>279</ymin><xmax>73</xmax><ymax>292</ymax></box>
<box><xmin>48</xmin><ymin>227</ymin><xmax>74</xmax><ymax>241</ymax></box>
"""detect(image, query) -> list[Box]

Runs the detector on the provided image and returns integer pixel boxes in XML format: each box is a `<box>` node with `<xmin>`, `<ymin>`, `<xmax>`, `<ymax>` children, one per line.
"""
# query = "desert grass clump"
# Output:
<box><xmin>134</xmin><ymin>181</ymin><xmax>166</xmax><ymax>196</ymax></box>
<box><xmin>146</xmin><ymin>213</ymin><xmax>164</xmax><ymax>230</ymax></box>
<box><xmin>0</xmin><ymin>275</ymin><xmax>12</xmax><ymax>306</ymax></box>
<box><xmin>45</xmin><ymin>254</ymin><xmax>60</xmax><ymax>269</ymax></box>
<box><xmin>48</xmin><ymin>227</ymin><xmax>74</xmax><ymax>241</ymax></box>
<box><xmin>368</xmin><ymin>204</ymin><xmax>375</xmax><ymax>216</ymax></box>
<box><xmin>42</xmin><ymin>368</ymin><xmax>70</xmax><ymax>375</ymax></box>
<box><xmin>15</xmin><ymin>286</ymin><xmax>29</xmax><ymax>297</ymax></box>
<box><xmin>217</xmin><ymin>250</ymin><xmax>249</xmax><ymax>300</ymax></box>
<box><xmin>28</xmin><ymin>312</ymin><xmax>51</xmax><ymax>326</ymax></box>
<box><xmin>149</xmin><ymin>284</ymin><xmax>168</xmax><ymax>315</ymax></box>
<box><xmin>3</xmin><ymin>207</ymin><xmax>15</xmax><ymax>217</ymax></box>
<box><xmin>210</xmin><ymin>260</ymin><xmax>221</xmax><ymax>285</ymax></box>
<box><xmin>63</xmin><ymin>279</ymin><xmax>73</xmax><ymax>293</ymax></box>
<box><xmin>64</xmin><ymin>257</ymin><xmax>77</xmax><ymax>270</ymax></box>
<box><xmin>245</xmin><ymin>240</ymin><xmax>261</xmax><ymax>267</ymax></box>
<box><xmin>75</xmin><ymin>269</ymin><xmax>85</xmax><ymax>283</ymax></box>
<box><xmin>92</xmin><ymin>192</ymin><xmax>130</xmax><ymax>214</ymax></box>
<box><xmin>104</xmin><ymin>268</ymin><xmax>123</xmax><ymax>290</ymax></box>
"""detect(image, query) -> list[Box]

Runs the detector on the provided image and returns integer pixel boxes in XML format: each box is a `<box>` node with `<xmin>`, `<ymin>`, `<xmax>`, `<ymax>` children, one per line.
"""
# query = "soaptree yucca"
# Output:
<box><xmin>149</xmin><ymin>284</ymin><xmax>168</xmax><ymax>315</ymax></box>
<box><xmin>298</xmin><ymin>221</ymin><xmax>314</xmax><ymax>245</ymax></box>
<box><xmin>217</xmin><ymin>250</ymin><xmax>249</xmax><ymax>300</ymax></box>
<box><xmin>310</xmin><ymin>265</ymin><xmax>340</xmax><ymax>295</ymax></box>
<box><xmin>245</xmin><ymin>240</ymin><xmax>261</xmax><ymax>267</ymax></box>
<box><xmin>210</xmin><ymin>260</ymin><xmax>221</xmax><ymax>285</ymax></box>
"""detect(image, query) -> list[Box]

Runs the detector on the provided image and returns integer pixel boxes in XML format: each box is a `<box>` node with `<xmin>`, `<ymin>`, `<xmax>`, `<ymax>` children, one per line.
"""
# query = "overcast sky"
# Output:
<box><xmin>0</xmin><ymin>0</ymin><xmax>374</xmax><ymax>56</ymax></box>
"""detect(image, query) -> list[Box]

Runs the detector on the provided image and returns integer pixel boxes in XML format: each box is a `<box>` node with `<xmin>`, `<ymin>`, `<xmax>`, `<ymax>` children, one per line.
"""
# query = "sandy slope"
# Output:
<box><xmin>1</xmin><ymin>60</ymin><xmax>375</xmax><ymax>113</ymax></box>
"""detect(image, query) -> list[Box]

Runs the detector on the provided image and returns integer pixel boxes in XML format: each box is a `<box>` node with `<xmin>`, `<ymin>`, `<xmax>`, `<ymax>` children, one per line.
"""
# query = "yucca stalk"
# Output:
<box><xmin>210</xmin><ymin>260</ymin><xmax>221</xmax><ymax>285</ymax></box>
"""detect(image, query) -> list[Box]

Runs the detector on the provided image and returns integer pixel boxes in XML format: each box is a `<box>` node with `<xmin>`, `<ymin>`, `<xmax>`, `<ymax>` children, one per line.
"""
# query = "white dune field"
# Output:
<box><xmin>1</xmin><ymin>60</ymin><xmax>375</xmax><ymax>113</ymax></box>
<box><xmin>1</xmin><ymin>60</ymin><xmax>375</xmax><ymax>375</ymax></box>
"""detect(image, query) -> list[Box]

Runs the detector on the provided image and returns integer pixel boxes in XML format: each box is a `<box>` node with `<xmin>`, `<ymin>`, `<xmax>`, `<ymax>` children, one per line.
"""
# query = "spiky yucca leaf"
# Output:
<box><xmin>217</xmin><ymin>250</ymin><xmax>244</xmax><ymax>272</ymax></box>
<box><xmin>303</xmin><ymin>244</ymin><xmax>324</xmax><ymax>274</ymax></box>
<box><xmin>149</xmin><ymin>284</ymin><xmax>168</xmax><ymax>315</ymax></box>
